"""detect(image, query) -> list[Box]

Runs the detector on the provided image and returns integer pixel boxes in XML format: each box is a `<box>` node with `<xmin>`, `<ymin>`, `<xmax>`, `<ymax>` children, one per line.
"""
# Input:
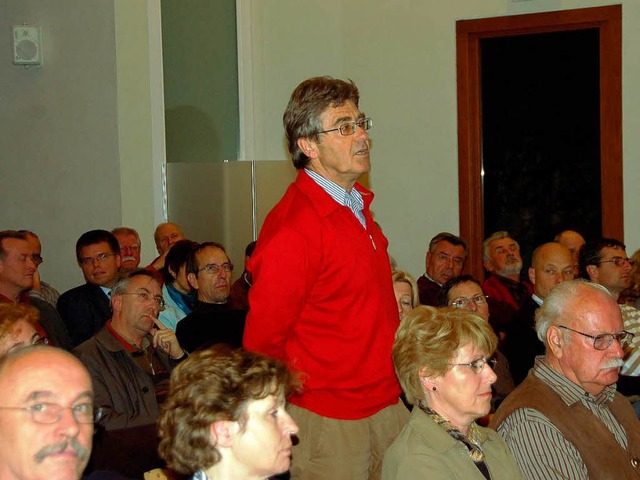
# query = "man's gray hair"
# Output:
<box><xmin>535</xmin><ymin>279</ymin><xmax>610</xmax><ymax>345</ymax></box>
<box><xmin>111</xmin><ymin>227</ymin><xmax>141</xmax><ymax>245</ymax></box>
<box><xmin>111</xmin><ymin>269</ymin><xmax>159</xmax><ymax>297</ymax></box>
<box><xmin>482</xmin><ymin>231</ymin><xmax>519</xmax><ymax>262</ymax></box>
<box><xmin>428</xmin><ymin>232</ymin><xmax>467</xmax><ymax>256</ymax></box>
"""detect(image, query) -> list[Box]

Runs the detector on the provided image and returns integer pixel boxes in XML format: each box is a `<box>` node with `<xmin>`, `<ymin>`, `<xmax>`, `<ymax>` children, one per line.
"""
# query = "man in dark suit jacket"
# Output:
<box><xmin>417</xmin><ymin>232</ymin><xmax>467</xmax><ymax>306</ymax></box>
<box><xmin>58</xmin><ymin>230</ymin><xmax>121</xmax><ymax>347</ymax></box>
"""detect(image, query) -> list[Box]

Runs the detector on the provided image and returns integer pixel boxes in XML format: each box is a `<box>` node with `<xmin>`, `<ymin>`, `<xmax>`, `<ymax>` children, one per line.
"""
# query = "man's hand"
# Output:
<box><xmin>151</xmin><ymin>318</ymin><xmax>185</xmax><ymax>359</ymax></box>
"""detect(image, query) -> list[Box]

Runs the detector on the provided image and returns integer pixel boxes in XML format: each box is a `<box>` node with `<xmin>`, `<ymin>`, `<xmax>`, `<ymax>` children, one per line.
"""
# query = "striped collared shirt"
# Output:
<box><xmin>621</xmin><ymin>304</ymin><xmax>640</xmax><ymax>375</ymax></box>
<box><xmin>497</xmin><ymin>356</ymin><xmax>627</xmax><ymax>480</ymax></box>
<box><xmin>304</xmin><ymin>168</ymin><xmax>366</xmax><ymax>228</ymax></box>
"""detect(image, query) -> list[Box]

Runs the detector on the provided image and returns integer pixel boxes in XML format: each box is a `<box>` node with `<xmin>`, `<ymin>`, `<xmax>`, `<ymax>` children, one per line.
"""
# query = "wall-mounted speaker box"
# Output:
<box><xmin>13</xmin><ymin>25</ymin><xmax>43</xmax><ymax>66</ymax></box>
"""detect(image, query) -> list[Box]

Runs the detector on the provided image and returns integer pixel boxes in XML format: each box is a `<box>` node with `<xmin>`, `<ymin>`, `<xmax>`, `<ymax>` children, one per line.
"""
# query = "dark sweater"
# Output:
<box><xmin>176</xmin><ymin>300</ymin><xmax>246</xmax><ymax>353</ymax></box>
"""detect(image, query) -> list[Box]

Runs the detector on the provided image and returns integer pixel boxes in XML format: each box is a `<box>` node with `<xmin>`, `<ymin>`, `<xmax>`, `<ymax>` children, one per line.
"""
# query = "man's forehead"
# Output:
<box><xmin>491</xmin><ymin>238</ymin><xmax>515</xmax><ymax>249</ymax></box>
<box><xmin>80</xmin><ymin>241</ymin><xmax>113</xmax><ymax>255</ymax></box>
<box><xmin>433</xmin><ymin>241</ymin><xmax>464</xmax><ymax>255</ymax></box>
<box><xmin>128</xmin><ymin>275</ymin><xmax>161</xmax><ymax>294</ymax></box>
<box><xmin>1</xmin><ymin>237</ymin><xmax>30</xmax><ymax>253</ymax></box>
<box><xmin>115</xmin><ymin>232</ymin><xmax>138</xmax><ymax>244</ymax></box>
<box><xmin>600</xmin><ymin>245</ymin><xmax>626</xmax><ymax>258</ymax></box>
<box><xmin>197</xmin><ymin>246</ymin><xmax>228</xmax><ymax>262</ymax></box>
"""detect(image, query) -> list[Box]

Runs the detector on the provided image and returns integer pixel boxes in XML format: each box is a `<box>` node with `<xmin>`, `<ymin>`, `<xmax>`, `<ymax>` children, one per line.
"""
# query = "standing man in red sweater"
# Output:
<box><xmin>243</xmin><ymin>76</ymin><xmax>408</xmax><ymax>479</ymax></box>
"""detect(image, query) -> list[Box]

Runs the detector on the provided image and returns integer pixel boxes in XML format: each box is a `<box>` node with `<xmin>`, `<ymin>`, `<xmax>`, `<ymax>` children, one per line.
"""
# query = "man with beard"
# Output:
<box><xmin>176</xmin><ymin>242</ymin><xmax>245</xmax><ymax>353</ymax></box>
<box><xmin>0</xmin><ymin>346</ymin><xmax>94</xmax><ymax>480</ymax></box>
<box><xmin>482</xmin><ymin>231</ymin><xmax>533</xmax><ymax>338</ymax></box>
<box><xmin>417</xmin><ymin>232</ymin><xmax>466</xmax><ymax>306</ymax></box>
<box><xmin>491</xmin><ymin>280</ymin><xmax>640</xmax><ymax>479</ymax></box>
<box><xmin>74</xmin><ymin>270</ymin><xmax>186</xmax><ymax>477</ymax></box>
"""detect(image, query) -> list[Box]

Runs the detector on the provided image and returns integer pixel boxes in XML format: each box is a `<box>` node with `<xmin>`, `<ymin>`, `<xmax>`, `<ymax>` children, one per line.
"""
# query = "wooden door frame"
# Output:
<box><xmin>456</xmin><ymin>5</ymin><xmax>622</xmax><ymax>279</ymax></box>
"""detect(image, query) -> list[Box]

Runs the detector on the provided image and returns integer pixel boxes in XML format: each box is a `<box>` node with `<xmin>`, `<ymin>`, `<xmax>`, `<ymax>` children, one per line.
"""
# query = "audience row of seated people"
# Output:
<box><xmin>2</xmin><ymin>221</ymin><xmax>640</xmax><ymax>478</ymax></box>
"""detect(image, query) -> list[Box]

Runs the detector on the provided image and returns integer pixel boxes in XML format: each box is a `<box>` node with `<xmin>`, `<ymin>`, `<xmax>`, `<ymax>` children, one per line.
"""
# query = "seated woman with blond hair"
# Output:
<box><xmin>382</xmin><ymin>306</ymin><xmax>523</xmax><ymax>480</ymax></box>
<box><xmin>158</xmin><ymin>344</ymin><xmax>299</xmax><ymax>480</ymax></box>
<box><xmin>392</xmin><ymin>270</ymin><xmax>420</xmax><ymax>319</ymax></box>
<box><xmin>0</xmin><ymin>303</ymin><xmax>47</xmax><ymax>355</ymax></box>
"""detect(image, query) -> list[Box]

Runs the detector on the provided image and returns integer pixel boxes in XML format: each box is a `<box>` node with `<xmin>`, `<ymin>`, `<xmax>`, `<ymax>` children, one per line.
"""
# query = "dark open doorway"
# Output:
<box><xmin>456</xmin><ymin>5</ymin><xmax>622</xmax><ymax>279</ymax></box>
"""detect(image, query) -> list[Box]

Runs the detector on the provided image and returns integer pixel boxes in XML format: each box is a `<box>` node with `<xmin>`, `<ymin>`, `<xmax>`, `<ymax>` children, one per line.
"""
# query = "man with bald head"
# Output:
<box><xmin>0</xmin><ymin>346</ymin><xmax>94</xmax><ymax>480</ymax></box>
<box><xmin>505</xmin><ymin>242</ymin><xmax>575</xmax><ymax>384</ymax></box>
<box><xmin>555</xmin><ymin>229</ymin><xmax>585</xmax><ymax>274</ymax></box>
<box><xmin>148</xmin><ymin>223</ymin><xmax>185</xmax><ymax>272</ymax></box>
<box><xmin>491</xmin><ymin>280</ymin><xmax>640</xmax><ymax>479</ymax></box>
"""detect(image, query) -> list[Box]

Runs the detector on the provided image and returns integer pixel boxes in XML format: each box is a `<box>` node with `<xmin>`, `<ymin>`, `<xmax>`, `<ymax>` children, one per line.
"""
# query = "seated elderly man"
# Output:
<box><xmin>74</xmin><ymin>269</ymin><xmax>187</xmax><ymax>477</ymax></box>
<box><xmin>0</xmin><ymin>346</ymin><xmax>95</xmax><ymax>480</ymax></box>
<box><xmin>490</xmin><ymin>280</ymin><xmax>640</xmax><ymax>479</ymax></box>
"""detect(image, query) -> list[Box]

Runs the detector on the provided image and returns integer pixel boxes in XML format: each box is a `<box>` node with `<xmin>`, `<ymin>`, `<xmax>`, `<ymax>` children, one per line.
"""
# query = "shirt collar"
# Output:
<box><xmin>534</xmin><ymin>356</ymin><xmax>616</xmax><ymax>406</ymax></box>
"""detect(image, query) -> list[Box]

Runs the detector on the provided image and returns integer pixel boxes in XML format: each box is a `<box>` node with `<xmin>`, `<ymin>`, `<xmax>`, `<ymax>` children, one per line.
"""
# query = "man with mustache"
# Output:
<box><xmin>244</xmin><ymin>77</ymin><xmax>408</xmax><ymax>479</ymax></box>
<box><xmin>175</xmin><ymin>242</ymin><xmax>245</xmax><ymax>353</ymax></box>
<box><xmin>482</xmin><ymin>231</ymin><xmax>533</xmax><ymax>342</ymax></box>
<box><xmin>491</xmin><ymin>280</ymin><xmax>640</xmax><ymax>479</ymax></box>
<box><xmin>0</xmin><ymin>346</ymin><xmax>93</xmax><ymax>480</ymax></box>
<box><xmin>111</xmin><ymin>227</ymin><xmax>141</xmax><ymax>273</ymax></box>
<box><xmin>579</xmin><ymin>237</ymin><xmax>640</xmax><ymax>404</ymax></box>
<box><xmin>417</xmin><ymin>232</ymin><xmax>467</xmax><ymax>306</ymax></box>
<box><xmin>74</xmin><ymin>269</ymin><xmax>186</xmax><ymax>477</ymax></box>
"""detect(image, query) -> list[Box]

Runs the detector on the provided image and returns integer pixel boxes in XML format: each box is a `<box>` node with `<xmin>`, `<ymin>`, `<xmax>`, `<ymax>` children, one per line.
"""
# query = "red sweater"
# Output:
<box><xmin>244</xmin><ymin>171</ymin><xmax>401</xmax><ymax>419</ymax></box>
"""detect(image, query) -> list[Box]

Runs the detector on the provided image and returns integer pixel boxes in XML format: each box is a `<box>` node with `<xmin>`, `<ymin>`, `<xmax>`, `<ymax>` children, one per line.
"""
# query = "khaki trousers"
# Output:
<box><xmin>288</xmin><ymin>400</ymin><xmax>410</xmax><ymax>480</ymax></box>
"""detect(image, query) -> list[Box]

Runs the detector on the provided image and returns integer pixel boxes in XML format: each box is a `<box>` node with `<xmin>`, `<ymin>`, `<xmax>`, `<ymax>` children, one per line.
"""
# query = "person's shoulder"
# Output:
<box><xmin>59</xmin><ymin>283</ymin><xmax>101</xmax><ymax>301</ymax></box>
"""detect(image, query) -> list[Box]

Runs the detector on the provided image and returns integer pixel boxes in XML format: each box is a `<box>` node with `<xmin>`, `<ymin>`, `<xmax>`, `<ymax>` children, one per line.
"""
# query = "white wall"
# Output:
<box><xmin>0</xmin><ymin>1</ymin><xmax>164</xmax><ymax>292</ymax></box>
<box><xmin>241</xmin><ymin>0</ymin><xmax>640</xmax><ymax>279</ymax></box>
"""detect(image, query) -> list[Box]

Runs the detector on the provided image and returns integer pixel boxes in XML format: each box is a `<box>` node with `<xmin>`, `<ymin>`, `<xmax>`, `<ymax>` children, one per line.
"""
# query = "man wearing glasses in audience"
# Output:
<box><xmin>580</xmin><ymin>238</ymin><xmax>640</xmax><ymax>408</ymax></box>
<box><xmin>0</xmin><ymin>346</ymin><xmax>95</xmax><ymax>480</ymax></box>
<box><xmin>417</xmin><ymin>232</ymin><xmax>467</xmax><ymax>306</ymax></box>
<box><xmin>58</xmin><ymin>230</ymin><xmax>122</xmax><ymax>348</ymax></box>
<box><xmin>244</xmin><ymin>77</ymin><xmax>408</xmax><ymax>479</ymax></box>
<box><xmin>74</xmin><ymin>269</ymin><xmax>186</xmax><ymax>477</ymax></box>
<box><xmin>0</xmin><ymin>230</ymin><xmax>70</xmax><ymax>349</ymax></box>
<box><xmin>491</xmin><ymin>280</ymin><xmax>640</xmax><ymax>479</ymax></box>
<box><xmin>176</xmin><ymin>242</ymin><xmax>245</xmax><ymax>353</ymax></box>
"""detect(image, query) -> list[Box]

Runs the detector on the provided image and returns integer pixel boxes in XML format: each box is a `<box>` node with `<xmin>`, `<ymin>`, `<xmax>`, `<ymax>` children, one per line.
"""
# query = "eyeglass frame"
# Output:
<box><xmin>316</xmin><ymin>117</ymin><xmax>373</xmax><ymax>136</ymax></box>
<box><xmin>197</xmin><ymin>262</ymin><xmax>234</xmax><ymax>275</ymax></box>
<box><xmin>450</xmin><ymin>294</ymin><xmax>489</xmax><ymax>309</ymax></box>
<box><xmin>31</xmin><ymin>254</ymin><xmax>44</xmax><ymax>266</ymax></box>
<box><xmin>557</xmin><ymin>325</ymin><xmax>634</xmax><ymax>350</ymax></box>
<box><xmin>430</xmin><ymin>251</ymin><xmax>465</xmax><ymax>267</ymax></box>
<box><xmin>0</xmin><ymin>402</ymin><xmax>102</xmax><ymax>424</ymax></box>
<box><xmin>118</xmin><ymin>291</ymin><xmax>166</xmax><ymax>308</ymax></box>
<box><xmin>449</xmin><ymin>356</ymin><xmax>497</xmax><ymax>374</ymax></box>
<box><xmin>597</xmin><ymin>256</ymin><xmax>635</xmax><ymax>268</ymax></box>
<box><xmin>79</xmin><ymin>252</ymin><xmax>118</xmax><ymax>267</ymax></box>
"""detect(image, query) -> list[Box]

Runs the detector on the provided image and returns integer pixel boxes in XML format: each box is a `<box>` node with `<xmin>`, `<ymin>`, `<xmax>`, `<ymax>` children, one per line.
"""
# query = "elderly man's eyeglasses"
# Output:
<box><xmin>0</xmin><ymin>402</ymin><xmax>101</xmax><ymax>424</ymax></box>
<box><xmin>597</xmin><ymin>257</ymin><xmax>635</xmax><ymax>268</ymax></box>
<box><xmin>449</xmin><ymin>357</ymin><xmax>497</xmax><ymax>374</ymax></box>
<box><xmin>119</xmin><ymin>291</ymin><xmax>165</xmax><ymax>308</ymax></box>
<box><xmin>317</xmin><ymin>118</ymin><xmax>373</xmax><ymax>136</ymax></box>
<box><xmin>432</xmin><ymin>252</ymin><xmax>465</xmax><ymax>267</ymax></box>
<box><xmin>558</xmin><ymin>325</ymin><xmax>634</xmax><ymax>350</ymax></box>
<box><xmin>198</xmin><ymin>262</ymin><xmax>233</xmax><ymax>275</ymax></box>
<box><xmin>79</xmin><ymin>253</ymin><xmax>117</xmax><ymax>266</ymax></box>
<box><xmin>451</xmin><ymin>295</ymin><xmax>488</xmax><ymax>308</ymax></box>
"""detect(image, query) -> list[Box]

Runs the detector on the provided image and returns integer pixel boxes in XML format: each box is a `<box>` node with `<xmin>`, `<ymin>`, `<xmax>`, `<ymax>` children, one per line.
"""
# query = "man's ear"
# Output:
<box><xmin>528</xmin><ymin>267</ymin><xmax>536</xmax><ymax>285</ymax></box>
<box><xmin>212</xmin><ymin>420</ymin><xmax>239</xmax><ymax>449</ymax></box>
<box><xmin>297</xmin><ymin>137</ymin><xmax>318</xmax><ymax>160</ymax></box>
<box><xmin>547</xmin><ymin>325</ymin><xmax>564</xmax><ymax>358</ymax></box>
<box><xmin>187</xmin><ymin>272</ymin><xmax>198</xmax><ymax>291</ymax></box>
<box><xmin>111</xmin><ymin>294</ymin><xmax>122</xmax><ymax>313</ymax></box>
<box><xmin>586</xmin><ymin>264</ymin><xmax>599</xmax><ymax>282</ymax></box>
<box><xmin>115</xmin><ymin>254</ymin><xmax>122</xmax><ymax>270</ymax></box>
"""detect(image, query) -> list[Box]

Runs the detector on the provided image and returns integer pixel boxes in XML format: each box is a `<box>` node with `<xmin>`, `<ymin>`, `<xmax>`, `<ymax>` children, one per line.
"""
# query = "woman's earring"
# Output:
<box><xmin>432</xmin><ymin>386</ymin><xmax>437</xmax><ymax>392</ymax></box>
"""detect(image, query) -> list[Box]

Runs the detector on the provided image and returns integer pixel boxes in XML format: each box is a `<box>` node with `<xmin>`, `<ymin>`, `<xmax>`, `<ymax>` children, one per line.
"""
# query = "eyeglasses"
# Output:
<box><xmin>33</xmin><ymin>336</ymin><xmax>49</xmax><ymax>346</ymax></box>
<box><xmin>431</xmin><ymin>251</ymin><xmax>465</xmax><ymax>267</ymax></box>
<box><xmin>317</xmin><ymin>117</ymin><xmax>373</xmax><ymax>136</ymax></box>
<box><xmin>31</xmin><ymin>254</ymin><xmax>43</xmax><ymax>266</ymax></box>
<box><xmin>557</xmin><ymin>325</ymin><xmax>634</xmax><ymax>350</ymax></box>
<box><xmin>449</xmin><ymin>357</ymin><xmax>497</xmax><ymax>374</ymax></box>
<box><xmin>451</xmin><ymin>294</ymin><xmax>488</xmax><ymax>308</ymax></box>
<box><xmin>198</xmin><ymin>262</ymin><xmax>233</xmax><ymax>275</ymax></box>
<box><xmin>0</xmin><ymin>402</ymin><xmax>101</xmax><ymax>424</ymax></box>
<box><xmin>598</xmin><ymin>257</ymin><xmax>634</xmax><ymax>268</ymax></box>
<box><xmin>79</xmin><ymin>252</ymin><xmax>117</xmax><ymax>267</ymax></box>
<box><xmin>118</xmin><ymin>291</ymin><xmax>165</xmax><ymax>308</ymax></box>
